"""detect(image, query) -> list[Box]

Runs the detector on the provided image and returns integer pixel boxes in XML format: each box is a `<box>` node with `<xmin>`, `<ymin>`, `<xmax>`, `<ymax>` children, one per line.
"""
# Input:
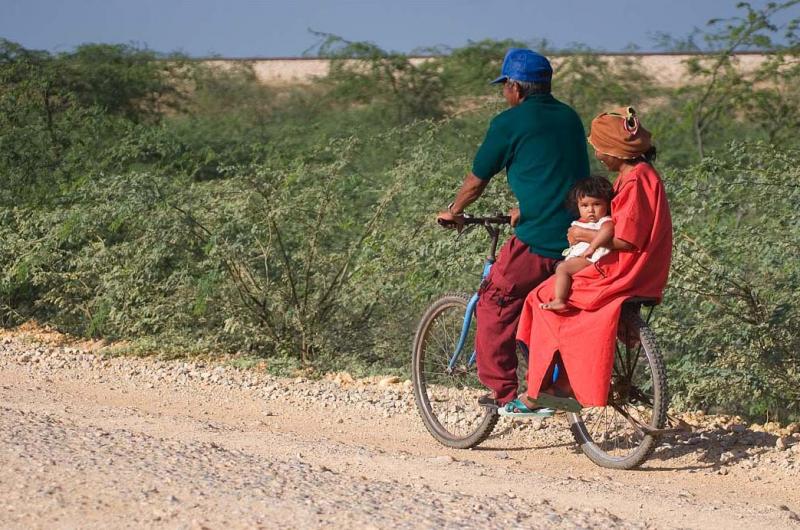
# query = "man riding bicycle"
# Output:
<box><xmin>436</xmin><ymin>48</ymin><xmax>589</xmax><ymax>411</ymax></box>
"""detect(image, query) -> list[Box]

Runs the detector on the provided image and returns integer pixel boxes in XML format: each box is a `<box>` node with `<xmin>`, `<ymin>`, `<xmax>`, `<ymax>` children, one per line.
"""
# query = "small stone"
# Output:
<box><xmin>378</xmin><ymin>376</ymin><xmax>401</xmax><ymax>387</ymax></box>
<box><xmin>763</xmin><ymin>422</ymin><xmax>781</xmax><ymax>434</ymax></box>
<box><xmin>330</xmin><ymin>372</ymin><xmax>355</xmax><ymax>386</ymax></box>
<box><xmin>776</xmin><ymin>437</ymin><xmax>789</xmax><ymax>451</ymax></box>
<box><xmin>495</xmin><ymin>451</ymin><xmax>510</xmax><ymax>460</ymax></box>
<box><xmin>432</xmin><ymin>455</ymin><xmax>455</xmax><ymax>464</ymax></box>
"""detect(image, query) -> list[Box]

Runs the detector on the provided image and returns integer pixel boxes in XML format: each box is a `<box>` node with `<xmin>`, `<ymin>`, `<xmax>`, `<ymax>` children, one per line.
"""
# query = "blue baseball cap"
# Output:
<box><xmin>490</xmin><ymin>48</ymin><xmax>553</xmax><ymax>85</ymax></box>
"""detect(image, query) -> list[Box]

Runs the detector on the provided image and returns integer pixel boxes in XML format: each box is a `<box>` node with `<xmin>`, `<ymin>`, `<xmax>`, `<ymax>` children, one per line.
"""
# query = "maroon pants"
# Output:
<box><xmin>475</xmin><ymin>236</ymin><xmax>559</xmax><ymax>404</ymax></box>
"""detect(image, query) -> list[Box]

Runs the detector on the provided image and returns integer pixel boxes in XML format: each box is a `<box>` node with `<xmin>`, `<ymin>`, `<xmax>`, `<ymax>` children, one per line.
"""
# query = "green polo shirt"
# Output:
<box><xmin>472</xmin><ymin>94</ymin><xmax>590</xmax><ymax>259</ymax></box>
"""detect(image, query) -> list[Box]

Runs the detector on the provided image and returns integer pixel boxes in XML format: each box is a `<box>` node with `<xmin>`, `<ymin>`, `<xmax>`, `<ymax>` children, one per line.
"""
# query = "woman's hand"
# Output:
<box><xmin>567</xmin><ymin>225</ymin><xmax>596</xmax><ymax>245</ymax></box>
<box><xmin>509</xmin><ymin>207</ymin><xmax>521</xmax><ymax>227</ymax></box>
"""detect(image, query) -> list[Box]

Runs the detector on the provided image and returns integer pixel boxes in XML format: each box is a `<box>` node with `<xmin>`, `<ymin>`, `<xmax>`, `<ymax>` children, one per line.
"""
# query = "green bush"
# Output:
<box><xmin>659</xmin><ymin>142</ymin><xmax>800</xmax><ymax>420</ymax></box>
<box><xmin>0</xmin><ymin>172</ymin><xmax>223</xmax><ymax>347</ymax></box>
<box><xmin>0</xmin><ymin>39</ymin><xmax>186</xmax><ymax>205</ymax></box>
<box><xmin>2</xmin><ymin>8</ymin><xmax>800</xmax><ymax>420</ymax></box>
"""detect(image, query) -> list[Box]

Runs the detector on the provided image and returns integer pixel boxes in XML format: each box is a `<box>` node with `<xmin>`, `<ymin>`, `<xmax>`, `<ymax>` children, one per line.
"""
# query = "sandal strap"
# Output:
<box><xmin>504</xmin><ymin>398</ymin><xmax>552</xmax><ymax>414</ymax></box>
<box><xmin>498</xmin><ymin>398</ymin><xmax>555</xmax><ymax>418</ymax></box>
<box><xmin>504</xmin><ymin>399</ymin><xmax>527</xmax><ymax>413</ymax></box>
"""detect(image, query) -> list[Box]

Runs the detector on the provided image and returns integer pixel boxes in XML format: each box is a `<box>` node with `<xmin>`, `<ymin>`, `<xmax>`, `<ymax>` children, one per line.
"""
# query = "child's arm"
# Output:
<box><xmin>582</xmin><ymin>220</ymin><xmax>615</xmax><ymax>257</ymax></box>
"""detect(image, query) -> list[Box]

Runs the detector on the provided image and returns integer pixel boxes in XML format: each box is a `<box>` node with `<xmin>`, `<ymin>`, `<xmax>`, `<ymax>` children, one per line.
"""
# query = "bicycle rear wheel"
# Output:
<box><xmin>412</xmin><ymin>293</ymin><xmax>498</xmax><ymax>449</ymax></box>
<box><xmin>567</xmin><ymin>304</ymin><xmax>668</xmax><ymax>469</ymax></box>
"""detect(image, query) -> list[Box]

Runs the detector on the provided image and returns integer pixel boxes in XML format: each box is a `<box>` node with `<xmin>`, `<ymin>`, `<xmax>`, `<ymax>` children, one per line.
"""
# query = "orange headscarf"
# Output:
<box><xmin>587</xmin><ymin>107</ymin><xmax>652</xmax><ymax>160</ymax></box>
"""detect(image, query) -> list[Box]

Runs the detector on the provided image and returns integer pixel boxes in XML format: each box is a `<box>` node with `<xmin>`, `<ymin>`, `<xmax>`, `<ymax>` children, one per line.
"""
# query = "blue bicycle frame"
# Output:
<box><xmin>446</xmin><ymin>247</ymin><xmax>560</xmax><ymax>382</ymax></box>
<box><xmin>447</xmin><ymin>259</ymin><xmax>491</xmax><ymax>372</ymax></box>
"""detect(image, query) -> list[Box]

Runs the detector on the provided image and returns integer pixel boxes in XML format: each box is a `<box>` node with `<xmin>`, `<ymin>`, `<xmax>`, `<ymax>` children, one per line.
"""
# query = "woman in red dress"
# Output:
<box><xmin>515</xmin><ymin>107</ymin><xmax>673</xmax><ymax>409</ymax></box>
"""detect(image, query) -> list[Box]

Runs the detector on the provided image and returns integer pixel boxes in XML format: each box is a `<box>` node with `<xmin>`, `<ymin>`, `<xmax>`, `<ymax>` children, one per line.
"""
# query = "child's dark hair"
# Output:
<box><xmin>567</xmin><ymin>175</ymin><xmax>614</xmax><ymax>213</ymax></box>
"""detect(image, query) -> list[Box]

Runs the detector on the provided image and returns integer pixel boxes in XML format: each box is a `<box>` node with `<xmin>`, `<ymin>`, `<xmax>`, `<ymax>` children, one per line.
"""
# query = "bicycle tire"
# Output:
<box><xmin>567</xmin><ymin>305</ymin><xmax>668</xmax><ymax>470</ymax></box>
<box><xmin>411</xmin><ymin>293</ymin><xmax>498</xmax><ymax>449</ymax></box>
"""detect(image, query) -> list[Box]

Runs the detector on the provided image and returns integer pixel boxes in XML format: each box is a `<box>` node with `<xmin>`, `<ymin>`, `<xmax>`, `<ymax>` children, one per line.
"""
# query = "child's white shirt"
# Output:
<box><xmin>563</xmin><ymin>216</ymin><xmax>613</xmax><ymax>263</ymax></box>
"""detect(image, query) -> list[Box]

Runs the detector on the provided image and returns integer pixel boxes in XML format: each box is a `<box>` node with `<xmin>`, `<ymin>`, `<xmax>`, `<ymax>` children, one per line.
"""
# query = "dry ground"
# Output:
<box><xmin>1</xmin><ymin>327</ymin><xmax>798</xmax><ymax>529</ymax></box>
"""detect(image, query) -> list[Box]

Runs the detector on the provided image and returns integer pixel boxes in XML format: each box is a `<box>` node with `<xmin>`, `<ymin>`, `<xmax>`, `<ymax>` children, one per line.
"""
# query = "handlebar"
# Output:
<box><xmin>437</xmin><ymin>213</ymin><xmax>510</xmax><ymax>261</ymax></box>
<box><xmin>437</xmin><ymin>213</ymin><xmax>511</xmax><ymax>229</ymax></box>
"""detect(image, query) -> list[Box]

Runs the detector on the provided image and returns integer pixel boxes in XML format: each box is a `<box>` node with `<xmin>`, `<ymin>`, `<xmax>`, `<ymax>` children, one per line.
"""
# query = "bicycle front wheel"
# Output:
<box><xmin>411</xmin><ymin>293</ymin><xmax>498</xmax><ymax>449</ymax></box>
<box><xmin>567</xmin><ymin>304</ymin><xmax>668</xmax><ymax>469</ymax></box>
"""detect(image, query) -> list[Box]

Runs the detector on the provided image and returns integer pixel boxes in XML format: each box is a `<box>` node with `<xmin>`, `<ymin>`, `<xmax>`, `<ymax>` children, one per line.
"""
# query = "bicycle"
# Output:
<box><xmin>411</xmin><ymin>213</ymin><xmax>670</xmax><ymax>470</ymax></box>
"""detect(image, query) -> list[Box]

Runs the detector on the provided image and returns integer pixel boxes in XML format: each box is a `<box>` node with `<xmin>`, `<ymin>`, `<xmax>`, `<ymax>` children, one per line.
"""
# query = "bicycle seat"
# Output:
<box><xmin>624</xmin><ymin>296</ymin><xmax>660</xmax><ymax>307</ymax></box>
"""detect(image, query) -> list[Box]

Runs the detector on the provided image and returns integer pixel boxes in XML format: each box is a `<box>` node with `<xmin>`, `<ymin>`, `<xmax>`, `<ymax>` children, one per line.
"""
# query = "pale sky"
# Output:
<box><xmin>2</xmin><ymin>0</ymin><xmax>797</xmax><ymax>57</ymax></box>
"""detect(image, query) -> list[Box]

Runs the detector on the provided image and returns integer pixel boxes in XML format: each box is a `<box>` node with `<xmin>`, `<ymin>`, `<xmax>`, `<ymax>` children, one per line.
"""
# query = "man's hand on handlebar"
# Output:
<box><xmin>436</xmin><ymin>210</ymin><xmax>465</xmax><ymax>232</ymax></box>
<box><xmin>509</xmin><ymin>207</ymin><xmax>520</xmax><ymax>227</ymax></box>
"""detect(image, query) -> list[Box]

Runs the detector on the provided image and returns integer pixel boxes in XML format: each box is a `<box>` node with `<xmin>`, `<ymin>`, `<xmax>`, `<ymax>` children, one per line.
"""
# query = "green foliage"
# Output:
<box><xmin>55</xmin><ymin>43</ymin><xmax>185</xmax><ymax>121</ymax></box>
<box><xmin>659</xmin><ymin>142</ymin><xmax>800</xmax><ymax>420</ymax></box>
<box><xmin>553</xmin><ymin>50</ymin><xmax>656</xmax><ymax>128</ymax></box>
<box><xmin>309</xmin><ymin>32</ymin><xmax>445</xmax><ymax>123</ymax></box>
<box><xmin>0</xmin><ymin>172</ymin><xmax>224</xmax><ymax>347</ymax></box>
<box><xmin>0</xmin><ymin>39</ymin><xmax>187</xmax><ymax>205</ymax></box>
<box><xmin>3</xmin><ymin>8</ymin><xmax>800</xmax><ymax>421</ymax></box>
<box><xmin>173</xmin><ymin>138</ymin><xmax>403</xmax><ymax>363</ymax></box>
<box><xmin>674</xmin><ymin>1</ymin><xmax>800</xmax><ymax>158</ymax></box>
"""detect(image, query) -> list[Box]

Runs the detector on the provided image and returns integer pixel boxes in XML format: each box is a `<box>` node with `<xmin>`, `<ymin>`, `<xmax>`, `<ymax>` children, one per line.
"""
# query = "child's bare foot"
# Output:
<box><xmin>540</xmin><ymin>299</ymin><xmax>568</xmax><ymax>312</ymax></box>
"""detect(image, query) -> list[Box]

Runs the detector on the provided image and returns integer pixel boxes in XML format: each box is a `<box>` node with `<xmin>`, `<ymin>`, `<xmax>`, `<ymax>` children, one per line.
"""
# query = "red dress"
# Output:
<box><xmin>516</xmin><ymin>162</ymin><xmax>673</xmax><ymax>406</ymax></box>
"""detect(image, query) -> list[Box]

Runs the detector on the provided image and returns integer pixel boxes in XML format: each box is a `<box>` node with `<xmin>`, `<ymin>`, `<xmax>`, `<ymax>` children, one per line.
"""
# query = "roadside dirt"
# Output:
<box><xmin>1</xmin><ymin>328</ymin><xmax>798</xmax><ymax>529</ymax></box>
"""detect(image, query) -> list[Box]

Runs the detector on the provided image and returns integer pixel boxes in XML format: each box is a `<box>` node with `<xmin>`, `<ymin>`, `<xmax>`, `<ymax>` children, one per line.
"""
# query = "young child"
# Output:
<box><xmin>541</xmin><ymin>176</ymin><xmax>615</xmax><ymax>312</ymax></box>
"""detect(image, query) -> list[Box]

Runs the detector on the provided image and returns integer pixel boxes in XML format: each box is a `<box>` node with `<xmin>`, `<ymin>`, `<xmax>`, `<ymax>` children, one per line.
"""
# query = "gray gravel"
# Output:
<box><xmin>2</xmin><ymin>331</ymin><xmax>799</xmax><ymax>529</ymax></box>
<box><xmin>1</xmin><ymin>406</ymin><xmax>637</xmax><ymax>529</ymax></box>
<box><xmin>0</xmin><ymin>335</ymin><xmax>640</xmax><ymax>529</ymax></box>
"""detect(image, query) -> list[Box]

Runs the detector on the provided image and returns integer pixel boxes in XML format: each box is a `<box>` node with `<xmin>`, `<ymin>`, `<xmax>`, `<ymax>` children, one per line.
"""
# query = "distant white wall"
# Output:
<box><xmin>202</xmin><ymin>54</ymin><xmax>768</xmax><ymax>87</ymax></box>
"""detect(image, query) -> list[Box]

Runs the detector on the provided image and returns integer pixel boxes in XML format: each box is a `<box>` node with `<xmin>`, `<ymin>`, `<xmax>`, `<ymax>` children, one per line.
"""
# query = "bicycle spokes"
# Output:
<box><xmin>576</xmin><ymin>319</ymin><xmax>660</xmax><ymax>461</ymax></box>
<box><xmin>414</xmin><ymin>295</ymin><xmax>494</xmax><ymax>444</ymax></box>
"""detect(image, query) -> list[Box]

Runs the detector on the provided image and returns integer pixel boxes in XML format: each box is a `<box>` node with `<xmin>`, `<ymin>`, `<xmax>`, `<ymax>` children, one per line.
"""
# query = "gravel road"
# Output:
<box><xmin>1</xmin><ymin>327</ymin><xmax>799</xmax><ymax>529</ymax></box>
